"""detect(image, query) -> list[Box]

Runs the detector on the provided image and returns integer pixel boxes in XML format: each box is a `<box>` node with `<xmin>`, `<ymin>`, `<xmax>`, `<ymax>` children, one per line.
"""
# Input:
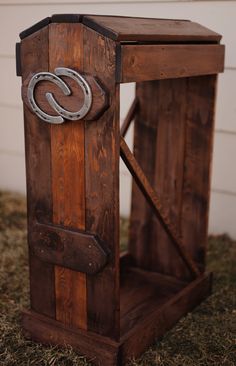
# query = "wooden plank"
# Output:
<box><xmin>83</xmin><ymin>15</ymin><xmax>221</xmax><ymax>42</ymax></box>
<box><xmin>49</xmin><ymin>23</ymin><xmax>87</xmax><ymax>330</ymax></box>
<box><xmin>181</xmin><ymin>75</ymin><xmax>217</xmax><ymax>270</ymax></box>
<box><xmin>120</xmin><ymin>137</ymin><xmax>200</xmax><ymax>278</ymax></box>
<box><xmin>151</xmin><ymin>78</ymin><xmax>188</xmax><ymax>279</ymax></box>
<box><xmin>21</xmin><ymin>27</ymin><xmax>55</xmax><ymax>318</ymax></box>
<box><xmin>120</xmin><ymin>97</ymin><xmax>139</xmax><ymax>137</ymax></box>
<box><xmin>120</xmin><ymin>267</ymin><xmax>186</xmax><ymax>335</ymax></box>
<box><xmin>22</xmin><ymin>310</ymin><xmax>120</xmax><ymax>366</ymax></box>
<box><xmin>31</xmin><ymin>223</ymin><xmax>108</xmax><ymax>274</ymax></box>
<box><xmin>21</xmin><ymin>273</ymin><xmax>212</xmax><ymax>366</ymax></box>
<box><xmin>118</xmin><ymin>44</ymin><xmax>225</xmax><ymax>83</ymax></box>
<box><xmin>129</xmin><ymin>81</ymin><xmax>159</xmax><ymax>271</ymax></box>
<box><xmin>120</xmin><ymin>273</ymin><xmax>212</xmax><ymax>363</ymax></box>
<box><xmin>83</xmin><ymin>26</ymin><xmax>120</xmax><ymax>339</ymax></box>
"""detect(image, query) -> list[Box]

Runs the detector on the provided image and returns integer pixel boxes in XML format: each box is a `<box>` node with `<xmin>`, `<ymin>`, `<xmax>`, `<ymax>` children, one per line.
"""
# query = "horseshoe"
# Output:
<box><xmin>27</xmin><ymin>67</ymin><xmax>93</xmax><ymax>124</ymax></box>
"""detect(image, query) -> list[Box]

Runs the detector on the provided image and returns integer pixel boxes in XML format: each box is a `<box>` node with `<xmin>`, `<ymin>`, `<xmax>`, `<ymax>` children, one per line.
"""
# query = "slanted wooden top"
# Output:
<box><xmin>83</xmin><ymin>15</ymin><xmax>221</xmax><ymax>43</ymax></box>
<box><xmin>20</xmin><ymin>14</ymin><xmax>221</xmax><ymax>43</ymax></box>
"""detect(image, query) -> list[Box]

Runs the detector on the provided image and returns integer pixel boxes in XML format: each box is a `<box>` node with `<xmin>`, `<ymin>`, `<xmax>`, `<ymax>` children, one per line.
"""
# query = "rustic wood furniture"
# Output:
<box><xmin>16</xmin><ymin>14</ymin><xmax>225</xmax><ymax>365</ymax></box>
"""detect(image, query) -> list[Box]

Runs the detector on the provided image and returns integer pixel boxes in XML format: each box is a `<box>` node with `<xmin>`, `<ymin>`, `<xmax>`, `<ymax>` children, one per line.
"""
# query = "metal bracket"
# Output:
<box><xmin>27</xmin><ymin>67</ymin><xmax>93</xmax><ymax>124</ymax></box>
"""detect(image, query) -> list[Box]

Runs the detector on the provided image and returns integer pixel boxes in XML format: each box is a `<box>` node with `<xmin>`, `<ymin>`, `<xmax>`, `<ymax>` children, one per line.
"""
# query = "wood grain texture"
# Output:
<box><xmin>22</xmin><ymin>310</ymin><xmax>120</xmax><ymax>366</ymax></box>
<box><xmin>151</xmin><ymin>79</ymin><xmax>188</xmax><ymax>279</ymax></box>
<box><xmin>121</xmin><ymin>137</ymin><xmax>199</xmax><ymax>278</ymax></box>
<box><xmin>83</xmin><ymin>15</ymin><xmax>221</xmax><ymax>42</ymax></box>
<box><xmin>118</xmin><ymin>44</ymin><xmax>225</xmax><ymax>83</ymax></box>
<box><xmin>120</xmin><ymin>272</ymin><xmax>212</xmax><ymax>363</ymax></box>
<box><xmin>129</xmin><ymin>77</ymin><xmax>218</xmax><ymax>280</ymax></box>
<box><xmin>129</xmin><ymin>81</ymin><xmax>159</xmax><ymax>271</ymax></box>
<box><xmin>181</xmin><ymin>75</ymin><xmax>217</xmax><ymax>271</ymax></box>
<box><xmin>21</xmin><ymin>272</ymin><xmax>212</xmax><ymax>366</ymax></box>
<box><xmin>120</xmin><ymin>97</ymin><xmax>139</xmax><ymax>137</ymax></box>
<box><xmin>22</xmin><ymin>73</ymin><xmax>109</xmax><ymax>121</ymax></box>
<box><xmin>21</xmin><ymin>27</ymin><xmax>55</xmax><ymax>318</ymax></box>
<box><xmin>83</xmin><ymin>26</ymin><xmax>120</xmax><ymax>339</ymax></box>
<box><xmin>49</xmin><ymin>23</ymin><xmax>87</xmax><ymax>330</ymax></box>
<box><xmin>31</xmin><ymin>223</ymin><xmax>108</xmax><ymax>274</ymax></box>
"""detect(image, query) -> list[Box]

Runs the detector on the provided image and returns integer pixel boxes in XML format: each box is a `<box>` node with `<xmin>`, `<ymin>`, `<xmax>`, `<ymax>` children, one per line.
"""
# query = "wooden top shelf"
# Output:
<box><xmin>20</xmin><ymin>14</ymin><xmax>221</xmax><ymax>43</ymax></box>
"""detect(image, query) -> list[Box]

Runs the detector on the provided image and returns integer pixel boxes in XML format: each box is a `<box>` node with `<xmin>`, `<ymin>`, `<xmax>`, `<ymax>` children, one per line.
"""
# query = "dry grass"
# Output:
<box><xmin>0</xmin><ymin>191</ymin><xmax>235</xmax><ymax>366</ymax></box>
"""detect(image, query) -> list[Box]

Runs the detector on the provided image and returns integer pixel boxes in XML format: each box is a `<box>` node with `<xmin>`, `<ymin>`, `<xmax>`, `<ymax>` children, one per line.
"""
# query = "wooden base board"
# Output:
<box><xmin>22</xmin><ymin>272</ymin><xmax>212</xmax><ymax>366</ymax></box>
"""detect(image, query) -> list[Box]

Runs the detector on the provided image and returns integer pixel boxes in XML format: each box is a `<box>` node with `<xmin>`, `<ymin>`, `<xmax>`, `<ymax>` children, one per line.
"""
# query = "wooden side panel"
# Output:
<box><xmin>181</xmin><ymin>75</ymin><xmax>217</xmax><ymax>270</ymax></box>
<box><xmin>83</xmin><ymin>26</ymin><xmax>120</xmax><ymax>339</ymax></box>
<box><xmin>21</xmin><ymin>27</ymin><xmax>55</xmax><ymax>318</ymax></box>
<box><xmin>118</xmin><ymin>44</ymin><xmax>224</xmax><ymax>83</ymax></box>
<box><xmin>49</xmin><ymin>23</ymin><xmax>87</xmax><ymax>330</ymax></box>
<box><xmin>129</xmin><ymin>80</ymin><xmax>188</xmax><ymax>278</ymax></box>
<box><xmin>129</xmin><ymin>76</ymin><xmax>217</xmax><ymax>279</ymax></box>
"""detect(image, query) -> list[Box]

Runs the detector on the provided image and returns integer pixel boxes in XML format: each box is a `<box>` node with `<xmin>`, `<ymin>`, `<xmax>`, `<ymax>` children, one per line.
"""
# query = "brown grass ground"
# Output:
<box><xmin>0</xmin><ymin>191</ymin><xmax>235</xmax><ymax>366</ymax></box>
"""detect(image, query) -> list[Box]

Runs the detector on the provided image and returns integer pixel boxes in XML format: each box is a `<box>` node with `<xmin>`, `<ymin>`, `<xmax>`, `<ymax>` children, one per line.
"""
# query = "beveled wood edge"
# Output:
<box><xmin>30</xmin><ymin>222</ymin><xmax>109</xmax><ymax>275</ymax></box>
<box><xmin>19</xmin><ymin>14</ymin><xmax>221</xmax><ymax>43</ymax></box>
<box><xmin>19</xmin><ymin>15</ymin><xmax>189</xmax><ymax>41</ymax></box>
<box><xmin>21</xmin><ymin>272</ymin><xmax>212</xmax><ymax>365</ymax></box>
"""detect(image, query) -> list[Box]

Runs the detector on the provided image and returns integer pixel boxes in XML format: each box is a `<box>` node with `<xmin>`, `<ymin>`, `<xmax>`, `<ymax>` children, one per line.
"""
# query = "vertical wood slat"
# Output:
<box><xmin>83</xmin><ymin>27</ymin><xmax>120</xmax><ymax>339</ymax></box>
<box><xmin>129</xmin><ymin>81</ymin><xmax>162</xmax><ymax>270</ymax></box>
<box><xmin>21</xmin><ymin>27</ymin><xmax>55</xmax><ymax>317</ymax></box>
<box><xmin>152</xmin><ymin>78</ymin><xmax>188</xmax><ymax>279</ymax></box>
<box><xmin>181</xmin><ymin>75</ymin><xmax>217</xmax><ymax>270</ymax></box>
<box><xmin>49</xmin><ymin>23</ymin><xmax>87</xmax><ymax>330</ymax></box>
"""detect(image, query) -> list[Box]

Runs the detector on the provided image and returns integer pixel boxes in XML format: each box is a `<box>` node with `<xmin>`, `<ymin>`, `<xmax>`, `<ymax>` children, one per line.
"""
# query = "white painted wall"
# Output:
<box><xmin>0</xmin><ymin>1</ymin><xmax>235</xmax><ymax>237</ymax></box>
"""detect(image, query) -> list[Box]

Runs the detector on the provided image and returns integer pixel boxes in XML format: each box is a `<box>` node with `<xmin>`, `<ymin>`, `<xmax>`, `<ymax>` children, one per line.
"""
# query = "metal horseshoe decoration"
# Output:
<box><xmin>27</xmin><ymin>67</ymin><xmax>93</xmax><ymax>124</ymax></box>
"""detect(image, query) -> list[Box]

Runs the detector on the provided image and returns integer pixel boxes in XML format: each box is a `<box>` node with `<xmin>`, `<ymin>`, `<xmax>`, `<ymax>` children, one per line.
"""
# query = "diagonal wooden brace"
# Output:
<box><xmin>120</xmin><ymin>97</ymin><xmax>139</xmax><ymax>137</ymax></box>
<box><xmin>120</xmin><ymin>136</ymin><xmax>200</xmax><ymax>278</ymax></box>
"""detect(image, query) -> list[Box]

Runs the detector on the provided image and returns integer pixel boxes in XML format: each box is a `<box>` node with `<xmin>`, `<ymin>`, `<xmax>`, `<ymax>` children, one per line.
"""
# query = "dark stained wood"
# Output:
<box><xmin>19</xmin><ymin>15</ymin><xmax>223</xmax><ymax>365</ymax></box>
<box><xmin>49</xmin><ymin>23</ymin><xmax>87</xmax><ymax>330</ymax></box>
<box><xmin>20</xmin><ymin>17</ymin><xmax>51</xmax><ymax>40</ymax></box>
<box><xmin>15</xmin><ymin>42</ymin><xmax>22</xmax><ymax>76</ymax></box>
<box><xmin>83</xmin><ymin>26</ymin><xmax>120</xmax><ymax>339</ymax></box>
<box><xmin>129</xmin><ymin>77</ymin><xmax>217</xmax><ymax>280</ymax></box>
<box><xmin>120</xmin><ymin>251</ymin><xmax>135</xmax><ymax>271</ymax></box>
<box><xmin>120</xmin><ymin>272</ymin><xmax>212</xmax><ymax>363</ymax></box>
<box><xmin>181</xmin><ymin>75</ymin><xmax>217</xmax><ymax>270</ymax></box>
<box><xmin>31</xmin><ymin>223</ymin><xmax>108</xmax><ymax>274</ymax></box>
<box><xmin>21</xmin><ymin>27</ymin><xmax>55</xmax><ymax>318</ymax></box>
<box><xmin>22</xmin><ymin>72</ymin><xmax>109</xmax><ymax>121</ymax></box>
<box><xmin>129</xmin><ymin>81</ymin><xmax>160</xmax><ymax>271</ymax></box>
<box><xmin>120</xmin><ymin>97</ymin><xmax>139</xmax><ymax>137</ymax></box>
<box><xmin>22</xmin><ymin>310</ymin><xmax>120</xmax><ymax>366</ymax></box>
<box><xmin>83</xmin><ymin>15</ymin><xmax>221</xmax><ymax>42</ymax></box>
<box><xmin>151</xmin><ymin>79</ymin><xmax>188</xmax><ymax>279</ymax></box>
<box><xmin>121</xmin><ymin>136</ymin><xmax>200</xmax><ymax>278</ymax></box>
<box><xmin>118</xmin><ymin>44</ymin><xmax>225</xmax><ymax>83</ymax></box>
<box><xmin>51</xmin><ymin>14</ymin><xmax>82</xmax><ymax>23</ymax></box>
<box><xmin>21</xmin><ymin>272</ymin><xmax>212</xmax><ymax>366</ymax></box>
<box><xmin>120</xmin><ymin>266</ymin><xmax>186</xmax><ymax>335</ymax></box>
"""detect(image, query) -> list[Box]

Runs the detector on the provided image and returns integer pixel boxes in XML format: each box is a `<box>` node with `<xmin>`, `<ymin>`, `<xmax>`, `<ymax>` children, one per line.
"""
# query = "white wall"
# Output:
<box><xmin>0</xmin><ymin>1</ymin><xmax>236</xmax><ymax>237</ymax></box>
